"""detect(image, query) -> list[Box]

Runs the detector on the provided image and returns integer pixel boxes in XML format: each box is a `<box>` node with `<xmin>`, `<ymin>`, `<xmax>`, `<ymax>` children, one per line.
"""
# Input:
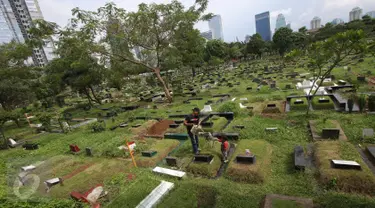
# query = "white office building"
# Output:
<box><xmin>310</xmin><ymin>16</ymin><xmax>321</xmax><ymax>30</ymax></box>
<box><xmin>208</xmin><ymin>15</ymin><xmax>224</xmax><ymax>41</ymax></box>
<box><xmin>349</xmin><ymin>7</ymin><xmax>363</xmax><ymax>21</ymax></box>
<box><xmin>0</xmin><ymin>0</ymin><xmax>56</xmax><ymax>66</ymax></box>
<box><xmin>366</xmin><ymin>11</ymin><xmax>375</xmax><ymax>18</ymax></box>
<box><xmin>275</xmin><ymin>14</ymin><xmax>286</xmax><ymax>31</ymax></box>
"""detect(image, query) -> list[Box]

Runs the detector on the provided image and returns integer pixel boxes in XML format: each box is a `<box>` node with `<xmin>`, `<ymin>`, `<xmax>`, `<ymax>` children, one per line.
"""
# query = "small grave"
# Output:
<box><xmin>142</xmin><ymin>151</ymin><xmax>157</xmax><ymax>157</ymax></box>
<box><xmin>23</xmin><ymin>143</ymin><xmax>39</xmax><ymax>150</ymax></box>
<box><xmin>294</xmin><ymin>145</ymin><xmax>314</xmax><ymax>171</ymax></box>
<box><xmin>294</xmin><ymin>99</ymin><xmax>304</xmax><ymax>104</ymax></box>
<box><xmin>85</xmin><ymin>147</ymin><xmax>93</xmax><ymax>156</ymax></box>
<box><xmin>265</xmin><ymin>127</ymin><xmax>278</xmax><ymax>132</ymax></box>
<box><xmin>136</xmin><ymin>180</ymin><xmax>174</xmax><ymax>208</ymax></box>
<box><xmin>165</xmin><ymin>156</ymin><xmax>178</xmax><ymax>167</ymax></box>
<box><xmin>169</xmin><ymin>123</ymin><xmax>180</xmax><ymax>128</ymax></box>
<box><xmin>164</xmin><ymin>133</ymin><xmax>189</xmax><ymax>140</ymax></box>
<box><xmin>322</xmin><ymin>128</ymin><xmax>340</xmax><ymax>139</ymax></box>
<box><xmin>132</xmin><ymin>124</ymin><xmax>142</xmax><ymax>128</ymax></box>
<box><xmin>362</xmin><ymin>128</ymin><xmax>374</xmax><ymax>139</ymax></box>
<box><xmin>262</xmin><ymin>194</ymin><xmax>314</xmax><ymax>208</ymax></box>
<box><xmin>69</xmin><ymin>144</ymin><xmax>81</xmax><ymax>154</ymax></box>
<box><xmin>267</xmin><ymin>104</ymin><xmax>276</xmax><ymax>108</ymax></box>
<box><xmin>318</xmin><ymin>98</ymin><xmax>329</xmax><ymax>103</ymax></box>
<box><xmin>236</xmin><ymin>155</ymin><xmax>256</xmax><ymax>164</ymax></box>
<box><xmin>331</xmin><ymin>160</ymin><xmax>361</xmax><ymax>170</ymax></box>
<box><xmin>194</xmin><ymin>155</ymin><xmax>214</xmax><ymax>163</ymax></box>
<box><xmin>21</xmin><ymin>165</ymin><xmax>36</xmax><ymax>172</ymax></box>
<box><xmin>233</xmin><ymin>125</ymin><xmax>245</xmax><ymax>129</ymax></box>
<box><xmin>44</xmin><ymin>177</ymin><xmax>63</xmax><ymax>192</ymax></box>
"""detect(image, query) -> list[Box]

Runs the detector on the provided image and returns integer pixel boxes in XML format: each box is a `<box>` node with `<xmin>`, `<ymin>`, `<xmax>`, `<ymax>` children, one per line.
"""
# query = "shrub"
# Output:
<box><xmin>36</xmin><ymin>112</ymin><xmax>53</xmax><ymax>131</ymax></box>
<box><xmin>368</xmin><ymin>95</ymin><xmax>375</xmax><ymax>112</ymax></box>
<box><xmin>358</xmin><ymin>94</ymin><xmax>366</xmax><ymax>113</ymax></box>
<box><xmin>218</xmin><ymin>102</ymin><xmax>241</xmax><ymax>117</ymax></box>
<box><xmin>88</xmin><ymin>121</ymin><xmax>106</xmax><ymax>133</ymax></box>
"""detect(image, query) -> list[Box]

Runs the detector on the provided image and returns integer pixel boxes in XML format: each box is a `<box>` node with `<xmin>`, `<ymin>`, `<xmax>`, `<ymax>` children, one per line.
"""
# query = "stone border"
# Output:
<box><xmin>262</xmin><ymin>194</ymin><xmax>313</xmax><ymax>208</ymax></box>
<box><xmin>308</xmin><ymin>120</ymin><xmax>347</xmax><ymax>141</ymax></box>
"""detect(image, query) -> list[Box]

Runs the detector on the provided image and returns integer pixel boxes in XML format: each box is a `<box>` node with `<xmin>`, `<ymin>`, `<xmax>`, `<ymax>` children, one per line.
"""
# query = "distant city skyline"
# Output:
<box><xmin>31</xmin><ymin>0</ymin><xmax>375</xmax><ymax>42</ymax></box>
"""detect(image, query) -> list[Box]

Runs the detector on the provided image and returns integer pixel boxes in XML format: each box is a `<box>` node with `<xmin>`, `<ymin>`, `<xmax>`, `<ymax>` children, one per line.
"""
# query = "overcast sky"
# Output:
<box><xmin>38</xmin><ymin>0</ymin><xmax>374</xmax><ymax>42</ymax></box>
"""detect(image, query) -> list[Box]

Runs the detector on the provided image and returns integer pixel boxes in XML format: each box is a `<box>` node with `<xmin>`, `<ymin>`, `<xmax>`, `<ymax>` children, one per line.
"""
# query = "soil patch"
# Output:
<box><xmin>145</xmin><ymin>120</ymin><xmax>174</xmax><ymax>138</ymax></box>
<box><xmin>131</xmin><ymin>120</ymin><xmax>158</xmax><ymax>138</ymax></box>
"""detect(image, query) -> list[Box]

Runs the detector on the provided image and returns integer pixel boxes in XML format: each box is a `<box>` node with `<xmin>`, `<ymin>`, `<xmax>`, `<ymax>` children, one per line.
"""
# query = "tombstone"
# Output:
<box><xmin>69</xmin><ymin>144</ymin><xmax>81</xmax><ymax>153</ymax></box>
<box><xmin>201</xmin><ymin>105</ymin><xmax>213</xmax><ymax>114</ymax></box>
<box><xmin>169</xmin><ymin>124</ymin><xmax>180</xmax><ymax>128</ymax></box>
<box><xmin>267</xmin><ymin>104</ymin><xmax>276</xmax><ymax>108</ymax></box>
<box><xmin>23</xmin><ymin>143</ymin><xmax>38</xmax><ymax>150</ymax></box>
<box><xmin>119</xmin><ymin>123</ymin><xmax>128</xmax><ymax>128</ymax></box>
<box><xmin>322</xmin><ymin>129</ymin><xmax>340</xmax><ymax>139</ymax></box>
<box><xmin>233</xmin><ymin>125</ymin><xmax>245</xmax><ymax>129</ymax></box>
<box><xmin>331</xmin><ymin>160</ymin><xmax>361</xmax><ymax>170</ymax></box>
<box><xmin>338</xmin><ymin>80</ymin><xmax>346</xmax><ymax>85</ymax></box>
<box><xmin>44</xmin><ymin>178</ymin><xmax>63</xmax><ymax>192</ymax></box>
<box><xmin>357</xmin><ymin>76</ymin><xmax>365</xmax><ymax>82</ymax></box>
<box><xmin>257</xmin><ymin>85</ymin><xmax>261</xmax><ymax>91</ymax></box>
<box><xmin>141</xmin><ymin>150</ymin><xmax>157</xmax><ymax>157</ymax></box>
<box><xmin>362</xmin><ymin>128</ymin><xmax>374</xmax><ymax>139</ymax></box>
<box><xmin>294</xmin><ymin>99</ymin><xmax>304</xmax><ymax>105</ymax></box>
<box><xmin>285</xmin><ymin>84</ymin><xmax>292</xmax><ymax>89</ymax></box>
<box><xmin>236</xmin><ymin>155</ymin><xmax>256</xmax><ymax>164</ymax></box>
<box><xmin>265</xmin><ymin>127</ymin><xmax>278</xmax><ymax>132</ymax></box>
<box><xmin>21</xmin><ymin>165</ymin><xmax>36</xmax><ymax>172</ymax></box>
<box><xmin>240</xmin><ymin>98</ymin><xmax>248</xmax><ymax>101</ymax></box>
<box><xmin>165</xmin><ymin>156</ymin><xmax>178</xmax><ymax>167</ymax></box>
<box><xmin>318</xmin><ymin>98</ymin><xmax>329</xmax><ymax>103</ymax></box>
<box><xmin>8</xmin><ymin>138</ymin><xmax>18</xmax><ymax>148</ymax></box>
<box><xmin>85</xmin><ymin>147</ymin><xmax>93</xmax><ymax>156</ymax></box>
<box><xmin>294</xmin><ymin>146</ymin><xmax>306</xmax><ymax>171</ymax></box>
<box><xmin>246</xmin><ymin>87</ymin><xmax>252</xmax><ymax>90</ymax></box>
<box><xmin>194</xmin><ymin>155</ymin><xmax>213</xmax><ymax>163</ymax></box>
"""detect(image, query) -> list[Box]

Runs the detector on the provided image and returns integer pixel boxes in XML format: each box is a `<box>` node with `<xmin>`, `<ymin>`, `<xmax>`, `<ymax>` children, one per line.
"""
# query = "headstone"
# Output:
<box><xmin>294</xmin><ymin>146</ymin><xmax>306</xmax><ymax>171</ymax></box>
<box><xmin>233</xmin><ymin>125</ymin><xmax>245</xmax><ymax>129</ymax></box>
<box><xmin>8</xmin><ymin>138</ymin><xmax>17</xmax><ymax>147</ymax></box>
<box><xmin>193</xmin><ymin>155</ymin><xmax>213</xmax><ymax>163</ymax></box>
<box><xmin>285</xmin><ymin>84</ymin><xmax>292</xmax><ymax>89</ymax></box>
<box><xmin>265</xmin><ymin>127</ymin><xmax>278</xmax><ymax>132</ymax></box>
<box><xmin>21</xmin><ymin>165</ymin><xmax>36</xmax><ymax>172</ymax></box>
<box><xmin>23</xmin><ymin>143</ymin><xmax>38</xmax><ymax>150</ymax></box>
<box><xmin>357</xmin><ymin>76</ymin><xmax>365</xmax><ymax>82</ymax></box>
<box><xmin>338</xmin><ymin>80</ymin><xmax>346</xmax><ymax>85</ymax></box>
<box><xmin>85</xmin><ymin>147</ymin><xmax>93</xmax><ymax>156</ymax></box>
<box><xmin>135</xmin><ymin>181</ymin><xmax>175</xmax><ymax>208</ymax></box>
<box><xmin>246</xmin><ymin>87</ymin><xmax>252</xmax><ymax>90</ymax></box>
<box><xmin>44</xmin><ymin>177</ymin><xmax>63</xmax><ymax>192</ymax></box>
<box><xmin>267</xmin><ymin>104</ymin><xmax>276</xmax><ymax>108</ymax></box>
<box><xmin>318</xmin><ymin>98</ymin><xmax>329</xmax><ymax>103</ymax></box>
<box><xmin>152</xmin><ymin>167</ymin><xmax>185</xmax><ymax>178</ymax></box>
<box><xmin>236</xmin><ymin>155</ymin><xmax>256</xmax><ymax>164</ymax></box>
<box><xmin>362</xmin><ymin>128</ymin><xmax>374</xmax><ymax>138</ymax></box>
<box><xmin>270</xmin><ymin>83</ymin><xmax>276</xmax><ymax>88</ymax></box>
<box><xmin>294</xmin><ymin>99</ymin><xmax>304</xmax><ymax>104</ymax></box>
<box><xmin>331</xmin><ymin>160</ymin><xmax>361</xmax><ymax>170</ymax></box>
<box><xmin>165</xmin><ymin>156</ymin><xmax>178</xmax><ymax>167</ymax></box>
<box><xmin>169</xmin><ymin>124</ymin><xmax>180</xmax><ymax>128</ymax></box>
<box><xmin>142</xmin><ymin>150</ymin><xmax>157</xmax><ymax>157</ymax></box>
<box><xmin>322</xmin><ymin>129</ymin><xmax>340</xmax><ymax>139</ymax></box>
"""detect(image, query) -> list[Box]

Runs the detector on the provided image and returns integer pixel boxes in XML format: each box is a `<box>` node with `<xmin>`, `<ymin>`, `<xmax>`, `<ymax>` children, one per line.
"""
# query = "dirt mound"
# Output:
<box><xmin>131</xmin><ymin>120</ymin><xmax>158</xmax><ymax>138</ymax></box>
<box><xmin>146</xmin><ymin>120</ymin><xmax>174</xmax><ymax>137</ymax></box>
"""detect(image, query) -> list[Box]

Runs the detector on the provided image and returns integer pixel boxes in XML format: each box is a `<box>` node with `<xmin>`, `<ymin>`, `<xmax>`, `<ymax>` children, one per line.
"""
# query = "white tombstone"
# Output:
<box><xmin>363</xmin><ymin>128</ymin><xmax>374</xmax><ymax>138</ymax></box>
<box><xmin>21</xmin><ymin>165</ymin><xmax>36</xmax><ymax>172</ymax></box>
<box><xmin>240</xmin><ymin>98</ymin><xmax>248</xmax><ymax>101</ymax></box>
<box><xmin>152</xmin><ymin>167</ymin><xmax>185</xmax><ymax>178</ymax></box>
<box><xmin>231</xmin><ymin>98</ymin><xmax>236</xmax><ymax>102</ymax></box>
<box><xmin>239</xmin><ymin>103</ymin><xmax>247</xmax><ymax>109</ymax></box>
<box><xmin>8</xmin><ymin>139</ymin><xmax>17</xmax><ymax>147</ymax></box>
<box><xmin>201</xmin><ymin>105</ymin><xmax>212</xmax><ymax>113</ymax></box>
<box><xmin>136</xmin><ymin>180</ymin><xmax>174</xmax><ymax>208</ymax></box>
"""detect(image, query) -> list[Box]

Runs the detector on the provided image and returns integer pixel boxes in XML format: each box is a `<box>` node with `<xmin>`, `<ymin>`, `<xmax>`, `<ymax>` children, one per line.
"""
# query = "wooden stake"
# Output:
<box><xmin>125</xmin><ymin>138</ymin><xmax>137</xmax><ymax>168</ymax></box>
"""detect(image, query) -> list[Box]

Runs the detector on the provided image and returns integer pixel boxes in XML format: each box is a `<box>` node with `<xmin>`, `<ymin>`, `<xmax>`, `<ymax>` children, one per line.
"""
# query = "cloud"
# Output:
<box><xmin>270</xmin><ymin>8</ymin><xmax>292</xmax><ymax>18</ymax></box>
<box><xmin>323</xmin><ymin>0</ymin><xmax>359</xmax><ymax>10</ymax></box>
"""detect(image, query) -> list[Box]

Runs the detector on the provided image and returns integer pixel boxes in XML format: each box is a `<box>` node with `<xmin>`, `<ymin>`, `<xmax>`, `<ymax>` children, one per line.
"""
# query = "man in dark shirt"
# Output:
<box><xmin>184</xmin><ymin>108</ymin><xmax>200</xmax><ymax>154</ymax></box>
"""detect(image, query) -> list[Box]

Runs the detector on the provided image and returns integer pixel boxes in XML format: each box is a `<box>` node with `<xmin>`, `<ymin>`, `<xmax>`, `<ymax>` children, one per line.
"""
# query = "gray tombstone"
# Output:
<box><xmin>86</xmin><ymin>147</ymin><xmax>93</xmax><ymax>156</ymax></box>
<box><xmin>362</xmin><ymin>128</ymin><xmax>374</xmax><ymax>139</ymax></box>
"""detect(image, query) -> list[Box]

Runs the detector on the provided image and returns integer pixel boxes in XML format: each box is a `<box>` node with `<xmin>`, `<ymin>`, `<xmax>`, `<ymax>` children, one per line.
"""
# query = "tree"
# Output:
<box><xmin>273</xmin><ymin>27</ymin><xmax>294</xmax><ymax>56</ymax></box>
<box><xmin>0</xmin><ymin>41</ymin><xmax>38</xmax><ymax>111</ymax></box>
<box><xmin>70</xmin><ymin>1</ymin><xmax>211</xmax><ymax>103</ymax></box>
<box><xmin>288</xmin><ymin>30</ymin><xmax>366</xmax><ymax>115</ymax></box>
<box><xmin>205</xmin><ymin>39</ymin><xmax>227</xmax><ymax>60</ymax></box>
<box><xmin>246</xmin><ymin>33</ymin><xmax>265</xmax><ymax>59</ymax></box>
<box><xmin>298</xmin><ymin>26</ymin><xmax>308</xmax><ymax>34</ymax></box>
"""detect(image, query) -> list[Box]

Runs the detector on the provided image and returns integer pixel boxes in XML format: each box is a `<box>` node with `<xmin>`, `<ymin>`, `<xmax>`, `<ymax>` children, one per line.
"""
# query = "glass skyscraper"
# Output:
<box><xmin>275</xmin><ymin>14</ymin><xmax>286</xmax><ymax>31</ymax></box>
<box><xmin>208</xmin><ymin>15</ymin><xmax>224</xmax><ymax>41</ymax></box>
<box><xmin>0</xmin><ymin>0</ymin><xmax>56</xmax><ymax>66</ymax></box>
<box><xmin>255</xmin><ymin>11</ymin><xmax>271</xmax><ymax>41</ymax></box>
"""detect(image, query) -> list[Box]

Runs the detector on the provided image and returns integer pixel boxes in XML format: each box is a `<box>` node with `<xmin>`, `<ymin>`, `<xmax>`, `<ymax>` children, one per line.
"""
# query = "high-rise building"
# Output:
<box><xmin>366</xmin><ymin>11</ymin><xmax>375</xmax><ymax>18</ymax></box>
<box><xmin>286</xmin><ymin>23</ymin><xmax>291</xmax><ymax>29</ymax></box>
<box><xmin>255</xmin><ymin>11</ymin><xmax>271</xmax><ymax>41</ymax></box>
<box><xmin>0</xmin><ymin>0</ymin><xmax>56</xmax><ymax>66</ymax></box>
<box><xmin>310</xmin><ymin>16</ymin><xmax>321</xmax><ymax>30</ymax></box>
<box><xmin>331</xmin><ymin>18</ymin><xmax>344</xmax><ymax>25</ymax></box>
<box><xmin>208</xmin><ymin>15</ymin><xmax>224</xmax><ymax>41</ymax></box>
<box><xmin>349</xmin><ymin>7</ymin><xmax>363</xmax><ymax>21</ymax></box>
<box><xmin>200</xmin><ymin>31</ymin><xmax>212</xmax><ymax>40</ymax></box>
<box><xmin>275</xmin><ymin>14</ymin><xmax>286</xmax><ymax>31</ymax></box>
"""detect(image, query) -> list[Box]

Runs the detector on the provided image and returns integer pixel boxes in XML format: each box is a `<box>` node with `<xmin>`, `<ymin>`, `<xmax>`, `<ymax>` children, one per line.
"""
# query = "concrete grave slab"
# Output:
<box><xmin>152</xmin><ymin>167</ymin><xmax>185</xmax><ymax>178</ymax></box>
<box><xmin>331</xmin><ymin>160</ymin><xmax>361</xmax><ymax>170</ymax></box>
<box><xmin>136</xmin><ymin>181</ymin><xmax>174</xmax><ymax>208</ymax></box>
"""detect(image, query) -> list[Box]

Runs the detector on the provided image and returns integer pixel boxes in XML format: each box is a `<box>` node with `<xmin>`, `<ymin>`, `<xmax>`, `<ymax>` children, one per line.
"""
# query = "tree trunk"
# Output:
<box><xmin>83</xmin><ymin>89</ymin><xmax>93</xmax><ymax>106</ymax></box>
<box><xmin>89</xmin><ymin>86</ymin><xmax>102</xmax><ymax>104</ymax></box>
<box><xmin>153</xmin><ymin>68</ymin><xmax>172</xmax><ymax>103</ymax></box>
<box><xmin>192</xmin><ymin>67</ymin><xmax>196</xmax><ymax>77</ymax></box>
<box><xmin>306</xmin><ymin>78</ymin><xmax>320</xmax><ymax>115</ymax></box>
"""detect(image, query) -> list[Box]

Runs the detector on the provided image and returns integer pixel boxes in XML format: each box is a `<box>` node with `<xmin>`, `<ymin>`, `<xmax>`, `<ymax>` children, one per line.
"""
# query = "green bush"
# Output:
<box><xmin>368</xmin><ymin>95</ymin><xmax>375</xmax><ymax>112</ymax></box>
<box><xmin>218</xmin><ymin>102</ymin><xmax>241</xmax><ymax>117</ymax></box>
<box><xmin>358</xmin><ymin>94</ymin><xmax>366</xmax><ymax>113</ymax></box>
<box><xmin>36</xmin><ymin>112</ymin><xmax>53</xmax><ymax>131</ymax></box>
<box><xmin>88</xmin><ymin>121</ymin><xmax>106</xmax><ymax>133</ymax></box>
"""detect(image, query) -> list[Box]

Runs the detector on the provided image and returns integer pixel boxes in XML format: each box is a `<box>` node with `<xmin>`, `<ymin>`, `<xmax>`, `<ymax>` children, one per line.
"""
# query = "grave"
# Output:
<box><xmin>362</xmin><ymin>128</ymin><xmax>374</xmax><ymax>139</ymax></box>
<box><xmin>246</xmin><ymin>87</ymin><xmax>252</xmax><ymax>90</ymax></box>
<box><xmin>236</xmin><ymin>155</ymin><xmax>256</xmax><ymax>164</ymax></box>
<box><xmin>194</xmin><ymin>154</ymin><xmax>214</xmax><ymax>163</ymax></box>
<box><xmin>164</xmin><ymin>133</ymin><xmax>189</xmax><ymax>140</ymax></box>
<box><xmin>294</xmin><ymin>99</ymin><xmax>304</xmax><ymax>104</ymax></box>
<box><xmin>212</xmin><ymin>132</ymin><xmax>239</xmax><ymax>140</ymax></box>
<box><xmin>357</xmin><ymin>76</ymin><xmax>365</xmax><ymax>82</ymax></box>
<box><xmin>23</xmin><ymin>143</ymin><xmax>38</xmax><ymax>150</ymax></box>
<box><xmin>44</xmin><ymin>178</ymin><xmax>63</xmax><ymax>192</ymax></box>
<box><xmin>270</xmin><ymin>83</ymin><xmax>276</xmax><ymax>88</ymax></box>
<box><xmin>165</xmin><ymin>156</ymin><xmax>178</xmax><ymax>167</ymax></box>
<box><xmin>262</xmin><ymin>194</ymin><xmax>314</xmax><ymax>208</ymax></box>
<box><xmin>285</xmin><ymin>84</ymin><xmax>292</xmax><ymax>89</ymax></box>
<box><xmin>318</xmin><ymin>98</ymin><xmax>329</xmax><ymax>103</ymax></box>
<box><xmin>322</xmin><ymin>129</ymin><xmax>340</xmax><ymax>139</ymax></box>
<box><xmin>233</xmin><ymin>125</ymin><xmax>245</xmax><ymax>129</ymax></box>
<box><xmin>132</xmin><ymin>124</ymin><xmax>142</xmax><ymax>128</ymax></box>
<box><xmin>267</xmin><ymin>104</ymin><xmax>276</xmax><ymax>108</ymax></box>
<box><xmin>169</xmin><ymin>124</ymin><xmax>180</xmax><ymax>128</ymax></box>
<box><xmin>174</xmin><ymin>120</ymin><xmax>184</xmax><ymax>124</ymax></box>
<box><xmin>265</xmin><ymin>127</ymin><xmax>278</xmax><ymax>132</ymax></box>
<box><xmin>85</xmin><ymin>147</ymin><xmax>93</xmax><ymax>156</ymax></box>
<box><xmin>240</xmin><ymin>98</ymin><xmax>248</xmax><ymax>101</ymax></box>
<box><xmin>136</xmin><ymin>181</ymin><xmax>174</xmax><ymax>208</ymax></box>
<box><xmin>153</xmin><ymin>167</ymin><xmax>186</xmax><ymax>178</ymax></box>
<box><xmin>142</xmin><ymin>151</ymin><xmax>157</xmax><ymax>157</ymax></box>
<box><xmin>8</xmin><ymin>138</ymin><xmax>21</xmax><ymax>148</ymax></box>
<box><xmin>21</xmin><ymin>165</ymin><xmax>36</xmax><ymax>172</ymax></box>
<box><xmin>201</xmin><ymin>105</ymin><xmax>213</xmax><ymax>114</ymax></box>
<box><xmin>338</xmin><ymin>80</ymin><xmax>347</xmax><ymax>85</ymax></box>
<box><xmin>119</xmin><ymin>123</ymin><xmax>128</xmax><ymax>128</ymax></box>
<box><xmin>294</xmin><ymin>146</ymin><xmax>306</xmax><ymax>171</ymax></box>
<box><xmin>331</xmin><ymin>160</ymin><xmax>361</xmax><ymax>170</ymax></box>
<box><xmin>69</xmin><ymin>144</ymin><xmax>81</xmax><ymax>153</ymax></box>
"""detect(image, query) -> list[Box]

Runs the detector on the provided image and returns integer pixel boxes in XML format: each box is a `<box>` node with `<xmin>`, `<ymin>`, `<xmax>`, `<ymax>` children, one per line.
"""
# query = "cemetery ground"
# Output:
<box><xmin>1</xmin><ymin>56</ymin><xmax>375</xmax><ymax>207</ymax></box>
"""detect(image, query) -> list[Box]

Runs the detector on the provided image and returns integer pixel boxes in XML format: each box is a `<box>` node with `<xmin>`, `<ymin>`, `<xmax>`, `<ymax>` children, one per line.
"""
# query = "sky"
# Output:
<box><xmin>38</xmin><ymin>0</ymin><xmax>375</xmax><ymax>42</ymax></box>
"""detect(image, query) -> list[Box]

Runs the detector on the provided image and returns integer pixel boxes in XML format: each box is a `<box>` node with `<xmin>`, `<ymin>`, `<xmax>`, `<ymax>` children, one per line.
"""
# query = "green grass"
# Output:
<box><xmin>272</xmin><ymin>198</ymin><xmax>303</xmax><ymax>208</ymax></box>
<box><xmin>314</xmin><ymin>119</ymin><xmax>337</xmax><ymax>136</ymax></box>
